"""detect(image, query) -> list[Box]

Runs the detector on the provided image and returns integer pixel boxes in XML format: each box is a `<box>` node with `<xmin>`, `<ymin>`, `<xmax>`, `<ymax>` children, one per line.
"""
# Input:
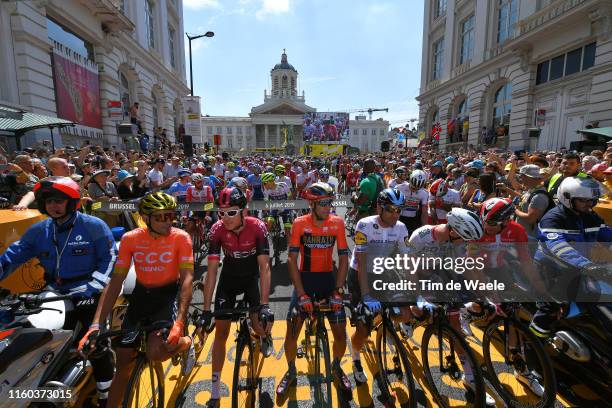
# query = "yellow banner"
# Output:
<box><xmin>300</xmin><ymin>143</ymin><xmax>345</xmax><ymax>156</ymax></box>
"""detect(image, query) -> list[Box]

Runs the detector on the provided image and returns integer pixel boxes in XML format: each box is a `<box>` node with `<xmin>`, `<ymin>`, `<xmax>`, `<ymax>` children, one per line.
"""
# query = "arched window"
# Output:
<box><xmin>492</xmin><ymin>82</ymin><xmax>512</xmax><ymax>134</ymax></box>
<box><xmin>451</xmin><ymin>98</ymin><xmax>470</xmax><ymax>143</ymax></box>
<box><xmin>282</xmin><ymin>75</ymin><xmax>288</xmax><ymax>89</ymax></box>
<box><xmin>152</xmin><ymin>92</ymin><xmax>159</xmax><ymax>130</ymax></box>
<box><xmin>273</xmin><ymin>76</ymin><xmax>279</xmax><ymax>95</ymax></box>
<box><xmin>119</xmin><ymin>72</ymin><xmax>130</xmax><ymax>119</ymax></box>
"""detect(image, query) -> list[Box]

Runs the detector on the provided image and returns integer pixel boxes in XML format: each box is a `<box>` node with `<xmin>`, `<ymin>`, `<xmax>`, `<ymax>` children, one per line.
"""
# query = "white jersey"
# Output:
<box><xmin>402</xmin><ymin>188</ymin><xmax>428</xmax><ymax>218</ymax></box>
<box><xmin>224</xmin><ymin>170</ymin><xmax>238</xmax><ymax>181</ymax></box>
<box><xmin>276</xmin><ymin>175</ymin><xmax>293</xmax><ymax>190</ymax></box>
<box><xmin>263</xmin><ymin>182</ymin><xmax>291</xmax><ymax>201</ymax></box>
<box><xmin>428</xmin><ymin>188</ymin><xmax>461</xmax><ymax>220</ymax></box>
<box><xmin>350</xmin><ymin>215</ymin><xmax>410</xmax><ymax>270</ymax></box>
<box><xmin>409</xmin><ymin>225</ymin><xmax>437</xmax><ymax>246</ymax></box>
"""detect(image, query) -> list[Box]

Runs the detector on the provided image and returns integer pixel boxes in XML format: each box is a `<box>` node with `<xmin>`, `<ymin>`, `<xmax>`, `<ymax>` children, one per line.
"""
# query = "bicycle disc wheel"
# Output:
<box><xmin>313</xmin><ymin>329</ymin><xmax>333</xmax><ymax>407</ymax></box>
<box><xmin>482</xmin><ymin>317</ymin><xmax>556</xmax><ymax>408</ymax></box>
<box><xmin>232</xmin><ymin>338</ymin><xmax>256</xmax><ymax>408</ymax></box>
<box><xmin>122</xmin><ymin>357</ymin><xmax>164</xmax><ymax>408</ymax></box>
<box><xmin>421</xmin><ymin>324</ymin><xmax>485</xmax><ymax>408</ymax></box>
<box><xmin>376</xmin><ymin>323</ymin><xmax>417</xmax><ymax>408</ymax></box>
<box><xmin>189</xmin><ymin>280</ymin><xmax>206</xmax><ymax>356</ymax></box>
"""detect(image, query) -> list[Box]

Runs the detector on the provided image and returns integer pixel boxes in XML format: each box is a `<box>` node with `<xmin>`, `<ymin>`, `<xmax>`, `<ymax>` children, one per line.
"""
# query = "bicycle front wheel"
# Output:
<box><xmin>376</xmin><ymin>323</ymin><xmax>417</xmax><ymax>408</ymax></box>
<box><xmin>232</xmin><ymin>337</ymin><xmax>256</xmax><ymax>408</ymax></box>
<box><xmin>189</xmin><ymin>280</ymin><xmax>206</xmax><ymax>356</ymax></box>
<box><xmin>313</xmin><ymin>329</ymin><xmax>333</xmax><ymax>407</ymax></box>
<box><xmin>421</xmin><ymin>324</ymin><xmax>486</xmax><ymax>408</ymax></box>
<box><xmin>122</xmin><ymin>356</ymin><xmax>165</xmax><ymax>408</ymax></box>
<box><xmin>482</xmin><ymin>317</ymin><xmax>556</xmax><ymax>408</ymax></box>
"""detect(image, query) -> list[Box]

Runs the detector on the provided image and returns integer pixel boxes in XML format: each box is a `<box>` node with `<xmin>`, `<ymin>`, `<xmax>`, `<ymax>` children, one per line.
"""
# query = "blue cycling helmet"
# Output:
<box><xmin>413</xmin><ymin>161</ymin><xmax>423</xmax><ymax>170</ymax></box>
<box><xmin>445</xmin><ymin>156</ymin><xmax>456</xmax><ymax>164</ymax></box>
<box><xmin>469</xmin><ymin>159</ymin><xmax>484</xmax><ymax>169</ymax></box>
<box><xmin>377</xmin><ymin>188</ymin><xmax>405</xmax><ymax>206</ymax></box>
<box><xmin>432</xmin><ymin>161</ymin><xmax>443</xmax><ymax>168</ymax></box>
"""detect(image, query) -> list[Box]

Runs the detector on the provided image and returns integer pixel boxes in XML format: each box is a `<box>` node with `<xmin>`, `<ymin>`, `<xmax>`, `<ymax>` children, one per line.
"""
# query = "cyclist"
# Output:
<box><xmin>318</xmin><ymin>167</ymin><xmax>336</xmax><ymax>192</ymax></box>
<box><xmin>200</xmin><ymin>187</ymin><xmax>273</xmax><ymax>408</ymax></box>
<box><xmin>428</xmin><ymin>178</ymin><xmax>461</xmax><ymax>225</ymax></box>
<box><xmin>352</xmin><ymin>158</ymin><xmax>385</xmax><ymax>221</ymax></box>
<box><xmin>346</xmin><ymin>164</ymin><xmax>361</xmax><ymax>194</ymax></box>
<box><xmin>338</xmin><ymin>158</ymin><xmax>351</xmax><ymax>194</ymax></box>
<box><xmin>387</xmin><ymin>166</ymin><xmax>408</xmax><ymax>189</ymax></box>
<box><xmin>276</xmin><ymin>182</ymin><xmax>352</xmax><ymax>396</ymax></box>
<box><xmin>532</xmin><ymin>177</ymin><xmax>612</xmax><ymax>337</ymax></box>
<box><xmin>275</xmin><ymin>164</ymin><xmax>294</xmax><ymax>198</ymax></box>
<box><xmin>399</xmin><ymin>169</ymin><xmax>429</xmax><ymax>234</ymax></box>
<box><xmin>261</xmin><ymin>171</ymin><xmax>293</xmax><ymax>237</ymax></box>
<box><xmin>247</xmin><ymin>164</ymin><xmax>264</xmax><ymax>201</ymax></box>
<box><xmin>348</xmin><ymin>188</ymin><xmax>411</xmax><ymax>384</ymax></box>
<box><xmin>0</xmin><ymin>177</ymin><xmax>115</xmax><ymax>407</ymax></box>
<box><xmin>79</xmin><ymin>192</ymin><xmax>195</xmax><ymax>408</ymax></box>
<box><xmin>166</xmin><ymin>168</ymin><xmax>192</xmax><ymax>203</ymax></box>
<box><xmin>186</xmin><ymin>172</ymin><xmax>215</xmax><ymax>229</ymax></box>
<box><xmin>229</xmin><ymin>176</ymin><xmax>253</xmax><ymax>202</ymax></box>
<box><xmin>224</xmin><ymin>161</ymin><xmax>238</xmax><ymax>181</ymax></box>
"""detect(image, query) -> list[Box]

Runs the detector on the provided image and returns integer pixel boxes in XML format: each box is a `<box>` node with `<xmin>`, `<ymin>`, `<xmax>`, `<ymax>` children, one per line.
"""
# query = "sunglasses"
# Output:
<box><xmin>485</xmin><ymin>220</ymin><xmax>503</xmax><ymax>226</ymax></box>
<box><xmin>45</xmin><ymin>198</ymin><xmax>68</xmax><ymax>205</ymax></box>
<box><xmin>317</xmin><ymin>198</ymin><xmax>333</xmax><ymax>207</ymax></box>
<box><xmin>383</xmin><ymin>205</ymin><xmax>402</xmax><ymax>214</ymax></box>
<box><xmin>151</xmin><ymin>213</ymin><xmax>174</xmax><ymax>222</ymax></box>
<box><xmin>574</xmin><ymin>198</ymin><xmax>597</xmax><ymax>205</ymax></box>
<box><xmin>219</xmin><ymin>209</ymin><xmax>241</xmax><ymax>217</ymax></box>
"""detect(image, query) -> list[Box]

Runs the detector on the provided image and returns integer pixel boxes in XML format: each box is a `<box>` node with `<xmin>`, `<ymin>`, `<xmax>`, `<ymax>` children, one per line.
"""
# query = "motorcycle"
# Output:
<box><xmin>0</xmin><ymin>290</ymin><xmax>101</xmax><ymax>407</ymax></box>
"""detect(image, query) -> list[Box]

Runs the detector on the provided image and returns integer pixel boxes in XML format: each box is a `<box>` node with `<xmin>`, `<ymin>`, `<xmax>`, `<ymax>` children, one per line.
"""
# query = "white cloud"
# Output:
<box><xmin>256</xmin><ymin>0</ymin><xmax>290</xmax><ymax>20</ymax></box>
<box><xmin>183</xmin><ymin>0</ymin><xmax>221</xmax><ymax>10</ymax></box>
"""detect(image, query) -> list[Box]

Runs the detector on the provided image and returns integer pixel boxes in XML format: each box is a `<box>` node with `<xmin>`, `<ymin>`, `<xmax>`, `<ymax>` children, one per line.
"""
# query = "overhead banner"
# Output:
<box><xmin>303</xmin><ymin>112</ymin><xmax>349</xmax><ymax>142</ymax></box>
<box><xmin>182</xmin><ymin>96</ymin><xmax>202</xmax><ymax>144</ymax></box>
<box><xmin>51</xmin><ymin>42</ymin><xmax>102</xmax><ymax>137</ymax></box>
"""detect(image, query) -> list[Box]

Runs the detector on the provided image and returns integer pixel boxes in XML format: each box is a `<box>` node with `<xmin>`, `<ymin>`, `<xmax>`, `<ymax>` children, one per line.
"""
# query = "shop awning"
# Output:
<box><xmin>0</xmin><ymin>105</ymin><xmax>74</xmax><ymax>134</ymax></box>
<box><xmin>577</xmin><ymin>127</ymin><xmax>612</xmax><ymax>139</ymax></box>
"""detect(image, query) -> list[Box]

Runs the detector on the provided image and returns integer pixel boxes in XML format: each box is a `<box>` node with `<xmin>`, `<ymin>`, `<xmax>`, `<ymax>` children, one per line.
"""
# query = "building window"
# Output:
<box><xmin>168</xmin><ymin>26</ymin><xmax>176</xmax><ymax>68</ymax></box>
<box><xmin>226</xmin><ymin>126</ymin><xmax>232</xmax><ymax>134</ymax></box>
<box><xmin>119</xmin><ymin>72</ymin><xmax>131</xmax><ymax>119</ymax></box>
<box><xmin>145</xmin><ymin>0</ymin><xmax>155</xmax><ymax>49</ymax></box>
<box><xmin>536</xmin><ymin>61</ymin><xmax>549</xmax><ymax>85</ymax></box>
<box><xmin>152</xmin><ymin>92</ymin><xmax>159</xmax><ymax>129</ymax></box>
<box><xmin>216</xmin><ymin>126</ymin><xmax>222</xmax><ymax>134</ymax></box>
<box><xmin>583</xmin><ymin>42</ymin><xmax>596</xmax><ymax>70</ymax></box>
<box><xmin>459</xmin><ymin>15</ymin><xmax>475</xmax><ymax>64</ymax></box>
<box><xmin>432</xmin><ymin>37</ymin><xmax>444</xmax><ymax>80</ymax></box>
<box><xmin>536</xmin><ymin>42</ymin><xmax>597</xmax><ymax>85</ymax></box>
<box><xmin>207</xmin><ymin>126</ymin><xmax>213</xmax><ymax>135</ymax></box>
<box><xmin>434</xmin><ymin>0</ymin><xmax>446</xmax><ymax>18</ymax></box>
<box><xmin>492</xmin><ymin>82</ymin><xmax>512</xmax><ymax>131</ymax></box>
<box><xmin>246</xmin><ymin>127</ymin><xmax>251</xmax><ymax>135</ymax></box>
<box><xmin>379</xmin><ymin>129</ymin><xmax>385</xmax><ymax>136</ymax></box>
<box><xmin>237</xmin><ymin>126</ymin><xmax>242</xmax><ymax>135</ymax></box>
<box><xmin>353</xmin><ymin>128</ymin><xmax>358</xmax><ymax>135</ymax></box>
<box><xmin>362</xmin><ymin>128</ymin><xmax>367</xmax><ymax>135</ymax></box>
<box><xmin>565</xmin><ymin>47</ymin><xmax>582</xmax><ymax>76</ymax></box>
<box><xmin>497</xmin><ymin>0</ymin><xmax>518</xmax><ymax>44</ymax></box>
<box><xmin>370</xmin><ymin>128</ymin><xmax>375</xmax><ymax>136</ymax></box>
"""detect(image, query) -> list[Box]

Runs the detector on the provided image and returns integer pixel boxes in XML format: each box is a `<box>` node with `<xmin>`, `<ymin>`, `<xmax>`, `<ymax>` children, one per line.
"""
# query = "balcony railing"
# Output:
<box><xmin>451</xmin><ymin>61</ymin><xmax>471</xmax><ymax>79</ymax></box>
<box><xmin>426</xmin><ymin>79</ymin><xmax>441</xmax><ymax>92</ymax></box>
<box><xmin>517</xmin><ymin>0</ymin><xmax>587</xmax><ymax>37</ymax></box>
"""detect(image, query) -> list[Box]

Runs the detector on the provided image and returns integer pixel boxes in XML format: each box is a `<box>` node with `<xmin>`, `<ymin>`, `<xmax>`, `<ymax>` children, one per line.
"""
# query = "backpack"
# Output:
<box><xmin>369</xmin><ymin>174</ymin><xmax>384</xmax><ymax>213</ymax></box>
<box><xmin>526</xmin><ymin>187</ymin><xmax>555</xmax><ymax>215</ymax></box>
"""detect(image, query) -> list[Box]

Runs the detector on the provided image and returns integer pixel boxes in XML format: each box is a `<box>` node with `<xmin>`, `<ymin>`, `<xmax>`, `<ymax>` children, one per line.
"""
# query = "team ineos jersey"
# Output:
<box><xmin>350</xmin><ymin>215</ymin><xmax>410</xmax><ymax>270</ymax></box>
<box><xmin>115</xmin><ymin>227</ymin><xmax>194</xmax><ymax>287</ymax></box>
<box><xmin>263</xmin><ymin>182</ymin><xmax>291</xmax><ymax>201</ymax></box>
<box><xmin>208</xmin><ymin>217</ymin><xmax>270</xmax><ymax>277</ymax></box>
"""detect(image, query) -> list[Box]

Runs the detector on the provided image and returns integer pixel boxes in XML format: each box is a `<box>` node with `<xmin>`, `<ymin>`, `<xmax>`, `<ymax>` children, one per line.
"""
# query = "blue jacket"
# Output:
<box><xmin>0</xmin><ymin>212</ymin><xmax>117</xmax><ymax>298</ymax></box>
<box><xmin>535</xmin><ymin>204</ymin><xmax>612</xmax><ymax>271</ymax></box>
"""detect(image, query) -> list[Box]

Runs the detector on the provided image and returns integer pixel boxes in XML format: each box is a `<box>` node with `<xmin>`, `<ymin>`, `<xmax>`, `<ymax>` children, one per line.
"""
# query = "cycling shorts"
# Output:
<box><xmin>287</xmin><ymin>272</ymin><xmax>345</xmax><ymax>324</ymax></box>
<box><xmin>214</xmin><ymin>273</ymin><xmax>260</xmax><ymax>320</ymax></box>
<box><xmin>119</xmin><ymin>282</ymin><xmax>179</xmax><ymax>348</ymax></box>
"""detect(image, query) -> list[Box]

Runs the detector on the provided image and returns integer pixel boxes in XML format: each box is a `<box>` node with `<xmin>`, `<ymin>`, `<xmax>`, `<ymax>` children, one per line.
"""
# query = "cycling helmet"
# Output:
<box><xmin>303</xmin><ymin>182</ymin><xmax>334</xmax><ymax>201</ymax></box>
<box><xmin>413</xmin><ymin>161</ymin><xmax>424</xmax><ymax>170</ymax></box>
<box><xmin>352</xmin><ymin>164</ymin><xmax>360</xmax><ymax>170</ymax></box>
<box><xmin>191</xmin><ymin>173</ymin><xmax>204</xmax><ymax>182</ymax></box>
<box><xmin>34</xmin><ymin>176</ymin><xmax>81</xmax><ymax>215</ymax></box>
<box><xmin>264</xmin><ymin>166</ymin><xmax>274</xmax><ymax>173</ymax></box>
<box><xmin>480</xmin><ymin>197</ymin><xmax>515</xmax><ymax>224</ymax></box>
<box><xmin>394</xmin><ymin>166</ymin><xmax>407</xmax><ymax>175</ymax></box>
<box><xmin>558</xmin><ymin>176</ymin><xmax>601</xmax><ymax>210</ymax></box>
<box><xmin>261</xmin><ymin>172</ymin><xmax>275</xmax><ymax>184</ymax></box>
<box><xmin>319</xmin><ymin>167</ymin><xmax>330</xmax><ymax>177</ymax></box>
<box><xmin>238</xmin><ymin>170</ymin><xmax>249</xmax><ymax>178</ymax></box>
<box><xmin>447</xmin><ymin>208</ymin><xmax>484</xmax><ymax>241</ymax></box>
<box><xmin>445</xmin><ymin>156</ymin><xmax>456</xmax><ymax>164</ymax></box>
<box><xmin>275</xmin><ymin>164</ymin><xmax>286</xmax><ymax>173</ymax></box>
<box><xmin>377</xmin><ymin>188</ymin><xmax>405</xmax><ymax>206</ymax></box>
<box><xmin>218</xmin><ymin>187</ymin><xmax>247</xmax><ymax>209</ymax></box>
<box><xmin>139</xmin><ymin>192</ymin><xmax>177</xmax><ymax>215</ymax></box>
<box><xmin>409</xmin><ymin>170</ymin><xmax>427</xmax><ymax>189</ymax></box>
<box><xmin>178</xmin><ymin>168</ymin><xmax>192</xmax><ymax>177</ymax></box>
<box><xmin>429</xmin><ymin>178</ymin><xmax>448</xmax><ymax>197</ymax></box>
<box><xmin>231</xmin><ymin>177</ymin><xmax>248</xmax><ymax>189</ymax></box>
<box><xmin>227</xmin><ymin>161</ymin><xmax>236</xmax><ymax>168</ymax></box>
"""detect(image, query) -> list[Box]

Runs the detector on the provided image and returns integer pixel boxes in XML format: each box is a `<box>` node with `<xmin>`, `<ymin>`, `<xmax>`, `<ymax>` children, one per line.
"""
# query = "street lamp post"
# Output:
<box><xmin>186</xmin><ymin>31</ymin><xmax>214</xmax><ymax>96</ymax></box>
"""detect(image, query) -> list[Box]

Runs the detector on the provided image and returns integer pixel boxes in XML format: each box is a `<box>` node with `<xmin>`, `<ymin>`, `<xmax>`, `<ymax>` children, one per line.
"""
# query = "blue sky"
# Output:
<box><xmin>183</xmin><ymin>0</ymin><xmax>423</xmax><ymax>128</ymax></box>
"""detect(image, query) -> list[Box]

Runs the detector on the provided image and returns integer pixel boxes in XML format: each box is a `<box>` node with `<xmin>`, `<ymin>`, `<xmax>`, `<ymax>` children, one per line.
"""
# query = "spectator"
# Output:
<box><xmin>148</xmin><ymin>158</ymin><xmax>165</xmax><ymax>190</ymax></box>
<box><xmin>513</xmin><ymin>165</ymin><xmax>551</xmax><ymax>236</ymax></box>
<box><xmin>467</xmin><ymin>173</ymin><xmax>497</xmax><ymax>212</ymax></box>
<box><xmin>88</xmin><ymin>169</ymin><xmax>118</xmax><ymax>201</ymax></box>
<box><xmin>163</xmin><ymin>156</ymin><xmax>182</xmax><ymax>179</ymax></box>
<box><xmin>129</xmin><ymin>102</ymin><xmax>141</xmax><ymax>132</ymax></box>
<box><xmin>116</xmin><ymin>170</ymin><xmax>139</xmax><ymax>200</ymax></box>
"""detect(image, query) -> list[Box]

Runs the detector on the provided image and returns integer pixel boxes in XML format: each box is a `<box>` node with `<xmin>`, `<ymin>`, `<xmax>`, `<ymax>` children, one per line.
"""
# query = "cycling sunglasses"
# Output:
<box><xmin>151</xmin><ymin>212</ymin><xmax>174</xmax><ymax>222</ymax></box>
<box><xmin>219</xmin><ymin>209</ymin><xmax>241</xmax><ymax>217</ymax></box>
<box><xmin>485</xmin><ymin>220</ymin><xmax>503</xmax><ymax>226</ymax></box>
<box><xmin>383</xmin><ymin>205</ymin><xmax>403</xmax><ymax>214</ymax></box>
<box><xmin>316</xmin><ymin>198</ymin><xmax>334</xmax><ymax>207</ymax></box>
<box><xmin>45</xmin><ymin>197</ymin><xmax>68</xmax><ymax>205</ymax></box>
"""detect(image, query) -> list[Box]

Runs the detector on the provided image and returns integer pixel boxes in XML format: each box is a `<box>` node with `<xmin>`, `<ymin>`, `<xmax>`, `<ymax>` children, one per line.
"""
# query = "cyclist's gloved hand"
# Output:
<box><xmin>167</xmin><ymin>320</ymin><xmax>184</xmax><ymax>345</ymax></box>
<box><xmin>259</xmin><ymin>304</ymin><xmax>274</xmax><ymax>325</ymax></box>
<box><xmin>330</xmin><ymin>291</ymin><xmax>343</xmax><ymax>313</ymax></box>
<box><xmin>363</xmin><ymin>293</ymin><xmax>381</xmax><ymax>314</ymax></box>
<box><xmin>78</xmin><ymin>324</ymin><xmax>100</xmax><ymax>355</ymax></box>
<box><xmin>199</xmin><ymin>310</ymin><xmax>214</xmax><ymax>332</ymax></box>
<box><xmin>298</xmin><ymin>294</ymin><xmax>313</xmax><ymax>314</ymax></box>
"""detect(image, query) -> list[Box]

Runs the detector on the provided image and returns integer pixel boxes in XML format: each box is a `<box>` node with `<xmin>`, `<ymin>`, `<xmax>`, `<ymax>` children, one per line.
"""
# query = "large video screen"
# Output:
<box><xmin>303</xmin><ymin>112</ymin><xmax>349</xmax><ymax>142</ymax></box>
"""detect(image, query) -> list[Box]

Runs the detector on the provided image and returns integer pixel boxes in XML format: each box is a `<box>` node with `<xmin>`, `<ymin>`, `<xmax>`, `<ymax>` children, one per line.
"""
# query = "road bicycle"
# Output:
<box><xmin>264</xmin><ymin>214</ymin><xmax>286</xmax><ymax>267</ymax></box>
<box><xmin>344</xmin><ymin>208</ymin><xmax>357</xmax><ymax>237</ymax></box>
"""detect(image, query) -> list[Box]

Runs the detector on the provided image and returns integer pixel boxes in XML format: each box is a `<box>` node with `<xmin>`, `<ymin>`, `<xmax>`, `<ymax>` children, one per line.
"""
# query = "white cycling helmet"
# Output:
<box><xmin>231</xmin><ymin>176</ymin><xmax>248</xmax><ymax>189</ymax></box>
<box><xmin>557</xmin><ymin>176</ymin><xmax>601</xmax><ymax>210</ymax></box>
<box><xmin>410</xmin><ymin>169</ymin><xmax>427</xmax><ymax>189</ymax></box>
<box><xmin>319</xmin><ymin>167</ymin><xmax>330</xmax><ymax>177</ymax></box>
<box><xmin>191</xmin><ymin>173</ymin><xmax>204</xmax><ymax>182</ymax></box>
<box><xmin>447</xmin><ymin>208</ymin><xmax>484</xmax><ymax>241</ymax></box>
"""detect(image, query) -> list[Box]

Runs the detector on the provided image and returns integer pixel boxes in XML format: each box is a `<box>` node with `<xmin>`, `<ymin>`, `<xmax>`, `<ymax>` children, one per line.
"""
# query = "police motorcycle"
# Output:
<box><xmin>0</xmin><ymin>227</ymin><xmax>136</xmax><ymax>408</ymax></box>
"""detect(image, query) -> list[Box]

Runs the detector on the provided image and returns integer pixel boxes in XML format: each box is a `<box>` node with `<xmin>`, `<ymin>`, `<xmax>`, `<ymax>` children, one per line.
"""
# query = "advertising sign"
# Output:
<box><xmin>303</xmin><ymin>112</ymin><xmax>349</xmax><ymax>142</ymax></box>
<box><xmin>182</xmin><ymin>96</ymin><xmax>203</xmax><ymax>144</ymax></box>
<box><xmin>51</xmin><ymin>43</ymin><xmax>102</xmax><ymax>129</ymax></box>
<box><xmin>107</xmin><ymin>100</ymin><xmax>122</xmax><ymax>121</ymax></box>
<box><xmin>535</xmin><ymin>109</ymin><xmax>546</xmax><ymax>127</ymax></box>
